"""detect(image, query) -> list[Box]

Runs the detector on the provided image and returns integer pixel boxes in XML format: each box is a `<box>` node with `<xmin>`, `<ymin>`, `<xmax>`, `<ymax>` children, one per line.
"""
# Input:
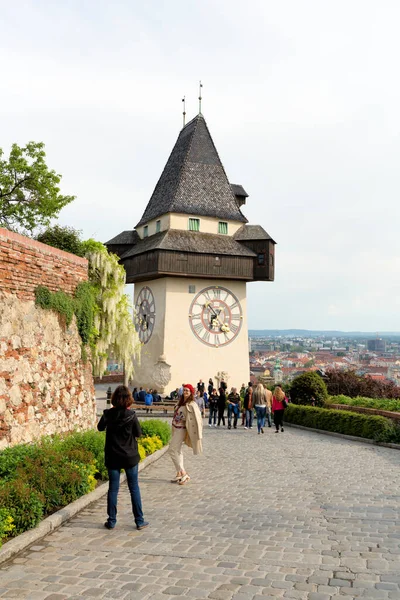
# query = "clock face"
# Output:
<box><xmin>135</xmin><ymin>286</ymin><xmax>156</xmax><ymax>344</ymax></box>
<box><xmin>189</xmin><ymin>286</ymin><xmax>243</xmax><ymax>347</ymax></box>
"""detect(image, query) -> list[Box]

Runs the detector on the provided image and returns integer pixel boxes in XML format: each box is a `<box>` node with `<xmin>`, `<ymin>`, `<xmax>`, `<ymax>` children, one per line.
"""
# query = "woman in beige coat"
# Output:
<box><xmin>169</xmin><ymin>384</ymin><xmax>203</xmax><ymax>485</ymax></box>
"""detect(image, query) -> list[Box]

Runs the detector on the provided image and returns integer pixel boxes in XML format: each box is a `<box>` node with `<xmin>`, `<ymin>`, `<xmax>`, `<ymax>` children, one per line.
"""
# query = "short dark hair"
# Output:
<box><xmin>111</xmin><ymin>385</ymin><xmax>133</xmax><ymax>409</ymax></box>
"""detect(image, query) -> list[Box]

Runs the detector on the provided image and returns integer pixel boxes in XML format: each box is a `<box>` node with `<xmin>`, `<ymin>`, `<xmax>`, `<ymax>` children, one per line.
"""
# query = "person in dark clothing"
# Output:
<box><xmin>132</xmin><ymin>387</ymin><xmax>139</xmax><ymax>402</ymax></box>
<box><xmin>97</xmin><ymin>385</ymin><xmax>149</xmax><ymax>531</ymax></box>
<box><xmin>138</xmin><ymin>387</ymin><xmax>146</xmax><ymax>403</ymax></box>
<box><xmin>152</xmin><ymin>389</ymin><xmax>161</xmax><ymax>403</ymax></box>
<box><xmin>207</xmin><ymin>378</ymin><xmax>214</xmax><ymax>395</ymax></box>
<box><xmin>208</xmin><ymin>388</ymin><xmax>219</xmax><ymax>426</ymax></box>
<box><xmin>217</xmin><ymin>387</ymin><xmax>226</xmax><ymax>426</ymax></box>
<box><xmin>227</xmin><ymin>388</ymin><xmax>241</xmax><ymax>429</ymax></box>
<box><xmin>197</xmin><ymin>379</ymin><xmax>205</xmax><ymax>395</ymax></box>
<box><xmin>220</xmin><ymin>379</ymin><xmax>227</xmax><ymax>392</ymax></box>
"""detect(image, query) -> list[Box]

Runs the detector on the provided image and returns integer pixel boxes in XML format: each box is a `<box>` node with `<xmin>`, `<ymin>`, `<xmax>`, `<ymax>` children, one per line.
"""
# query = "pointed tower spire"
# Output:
<box><xmin>136</xmin><ymin>114</ymin><xmax>247</xmax><ymax>227</ymax></box>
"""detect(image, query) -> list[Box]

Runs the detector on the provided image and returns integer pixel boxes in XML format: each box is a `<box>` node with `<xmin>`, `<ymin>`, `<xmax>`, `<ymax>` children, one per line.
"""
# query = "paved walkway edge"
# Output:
<box><xmin>0</xmin><ymin>444</ymin><xmax>170</xmax><ymax>566</ymax></box>
<box><xmin>286</xmin><ymin>422</ymin><xmax>400</xmax><ymax>449</ymax></box>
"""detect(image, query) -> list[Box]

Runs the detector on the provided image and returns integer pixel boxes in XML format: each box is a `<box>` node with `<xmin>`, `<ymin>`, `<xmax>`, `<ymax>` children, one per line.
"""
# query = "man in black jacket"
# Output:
<box><xmin>98</xmin><ymin>385</ymin><xmax>149</xmax><ymax>531</ymax></box>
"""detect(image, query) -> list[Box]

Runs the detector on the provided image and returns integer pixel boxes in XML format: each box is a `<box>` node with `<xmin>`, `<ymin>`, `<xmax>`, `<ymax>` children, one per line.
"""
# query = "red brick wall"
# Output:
<box><xmin>0</xmin><ymin>228</ymin><xmax>88</xmax><ymax>300</ymax></box>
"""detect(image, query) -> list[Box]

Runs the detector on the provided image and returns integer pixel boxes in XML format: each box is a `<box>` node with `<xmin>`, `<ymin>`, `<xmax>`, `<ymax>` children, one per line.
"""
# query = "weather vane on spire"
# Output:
<box><xmin>182</xmin><ymin>96</ymin><xmax>186</xmax><ymax>127</ymax></box>
<box><xmin>198</xmin><ymin>80</ymin><xmax>203</xmax><ymax>114</ymax></box>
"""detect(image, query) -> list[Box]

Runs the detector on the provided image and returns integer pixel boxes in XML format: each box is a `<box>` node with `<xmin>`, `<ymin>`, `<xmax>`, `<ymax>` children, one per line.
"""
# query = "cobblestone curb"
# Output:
<box><xmin>0</xmin><ymin>444</ymin><xmax>169</xmax><ymax>566</ymax></box>
<box><xmin>285</xmin><ymin>422</ymin><xmax>400</xmax><ymax>449</ymax></box>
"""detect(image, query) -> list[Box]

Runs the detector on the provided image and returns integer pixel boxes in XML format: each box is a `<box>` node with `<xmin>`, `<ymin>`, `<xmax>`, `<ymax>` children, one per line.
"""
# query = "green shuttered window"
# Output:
<box><xmin>188</xmin><ymin>218</ymin><xmax>200</xmax><ymax>231</ymax></box>
<box><xmin>218</xmin><ymin>221</ymin><xmax>228</xmax><ymax>234</ymax></box>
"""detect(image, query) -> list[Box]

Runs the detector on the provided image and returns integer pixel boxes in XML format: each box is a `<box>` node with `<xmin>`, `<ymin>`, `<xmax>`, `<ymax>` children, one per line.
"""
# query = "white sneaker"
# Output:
<box><xmin>208</xmin><ymin>424</ymin><xmax>212</xmax><ymax>427</ymax></box>
<box><xmin>250</xmin><ymin>427</ymin><xmax>253</xmax><ymax>429</ymax></box>
<box><xmin>214</xmin><ymin>424</ymin><xmax>217</xmax><ymax>427</ymax></box>
<box><xmin>244</xmin><ymin>426</ymin><xmax>248</xmax><ymax>430</ymax></box>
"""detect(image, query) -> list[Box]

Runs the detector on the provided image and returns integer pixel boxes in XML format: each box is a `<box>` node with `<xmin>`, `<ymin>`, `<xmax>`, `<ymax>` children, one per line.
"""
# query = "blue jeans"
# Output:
<box><xmin>208</xmin><ymin>406</ymin><xmax>217</xmax><ymax>425</ymax></box>
<box><xmin>107</xmin><ymin>465</ymin><xmax>145</xmax><ymax>528</ymax></box>
<box><xmin>255</xmin><ymin>406</ymin><xmax>266</xmax><ymax>433</ymax></box>
<box><xmin>227</xmin><ymin>405</ymin><xmax>238</xmax><ymax>428</ymax></box>
<box><xmin>245</xmin><ymin>408</ymin><xmax>254</xmax><ymax>428</ymax></box>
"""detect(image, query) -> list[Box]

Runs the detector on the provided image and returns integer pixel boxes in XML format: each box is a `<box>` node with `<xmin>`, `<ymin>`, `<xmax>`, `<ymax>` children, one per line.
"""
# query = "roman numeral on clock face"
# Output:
<box><xmin>194</xmin><ymin>322</ymin><xmax>203</xmax><ymax>334</ymax></box>
<box><xmin>230</xmin><ymin>323</ymin><xmax>239</xmax><ymax>334</ymax></box>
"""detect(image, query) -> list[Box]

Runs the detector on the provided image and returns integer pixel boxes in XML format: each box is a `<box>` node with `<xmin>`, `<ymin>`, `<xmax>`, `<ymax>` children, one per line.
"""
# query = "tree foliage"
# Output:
<box><xmin>325</xmin><ymin>369</ymin><xmax>400</xmax><ymax>399</ymax></box>
<box><xmin>290</xmin><ymin>371</ymin><xmax>328</xmax><ymax>406</ymax></box>
<box><xmin>36</xmin><ymin>225</ymin><xmax>85</xmax><ymax>257</ymax></box>
<box><xmin>0</xmin><ymin>142</ymin><xmax>74</xmax><ymax>233</ymax></box>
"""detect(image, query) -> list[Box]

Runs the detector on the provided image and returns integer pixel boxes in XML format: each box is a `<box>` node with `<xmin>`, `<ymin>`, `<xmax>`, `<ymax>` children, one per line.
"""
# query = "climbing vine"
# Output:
<box><xmin>34</xmin><ymin>239</ymin><xmax>141</xmax><ymax>380</ymax></box>
<box><xmin>81</xmin><ymin>239</ymin><xmax>141</xmax><ymax>380</ymax></box>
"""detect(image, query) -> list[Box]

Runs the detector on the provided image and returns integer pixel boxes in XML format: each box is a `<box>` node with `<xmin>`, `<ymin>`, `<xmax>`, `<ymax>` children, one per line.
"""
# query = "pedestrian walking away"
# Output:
<box><xmin>272</xmin><ymin>385</ymin><xmax>287</xmax><ymax>433</ymax></box>
<box><xmin>252</xmin><ymin>383</ymin><xmax>266</xmax><ymax>434</ymax></box>
<box><xmin>217</xmin><ymin>386</ymin><xmax>226</xmax><ymax>426</ymax></box>
<box><xmin>169</xmin><ymin>384</ymin><xmax>203</xmax><ymax>484</ymax></box>
<box><xmin>97</xmin><ymin>385</ymin><xmax>149</xmax><ymax>531</ymax></box>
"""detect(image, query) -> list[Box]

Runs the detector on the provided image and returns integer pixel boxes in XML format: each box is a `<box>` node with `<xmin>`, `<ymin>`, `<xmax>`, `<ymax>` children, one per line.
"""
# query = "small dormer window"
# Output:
<box><xmin>188</xmin><ymin>218</ymin><xmax>200</xmax><ymax>231</ymax></box>
<box><xmin>143</xmin><ymin>225</ymin><xmax>148</xmax><ymax>238</ymax></box>
<box><xmin>156</xmin><ymin>220</ymin><xmax>161</xmax><ymax>233</ymax></box>
<box><xmin>218</xmin><ymin>221</ymin><xmax>228</xmax><ymax>235</ymax></box>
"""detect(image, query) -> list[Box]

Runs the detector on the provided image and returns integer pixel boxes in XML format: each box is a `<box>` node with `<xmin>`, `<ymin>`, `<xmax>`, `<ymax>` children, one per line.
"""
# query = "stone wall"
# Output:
<box><xmin>0</xmin><ymin>229</ymin><xmax>96</xmax><ymax>449</ymax></box>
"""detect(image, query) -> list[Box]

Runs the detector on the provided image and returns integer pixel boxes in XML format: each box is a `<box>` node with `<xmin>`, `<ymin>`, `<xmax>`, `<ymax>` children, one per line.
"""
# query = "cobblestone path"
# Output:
<box><xmin>1</xmin><ymin>425</ymin><xmax>400</xmax><ymax>600</ymax></box>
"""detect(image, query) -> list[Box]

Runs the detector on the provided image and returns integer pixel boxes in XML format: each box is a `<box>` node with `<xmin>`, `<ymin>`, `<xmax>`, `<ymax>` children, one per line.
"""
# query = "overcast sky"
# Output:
<box><xmin>1</xmin><ymin>1</ymin><xmax>399</xmax><ymax>332</ymax></box>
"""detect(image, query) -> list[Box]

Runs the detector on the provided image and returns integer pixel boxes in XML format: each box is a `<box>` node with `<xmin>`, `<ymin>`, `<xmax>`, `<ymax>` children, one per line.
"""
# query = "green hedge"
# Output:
<box><xmin>326</xmin><ymin>395</ymin><xmax>400</xmax><ymax>412</ymax></box>
<box><xmin>140</xmin><ymin>419</ymin><xmax>171</xmax><ymax>445</ymax></box>
<box><xmin>0</xmin><ymin>423</ymin><xmax>170</xmax><ymax>548</ymax></box>
<box><xmin>284</xmin><ymin>404</ymin><xmax>400</xmax><ymax>443</ymax></box>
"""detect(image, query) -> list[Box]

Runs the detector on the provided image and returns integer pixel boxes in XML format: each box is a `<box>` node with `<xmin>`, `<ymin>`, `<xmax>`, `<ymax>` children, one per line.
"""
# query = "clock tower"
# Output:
<box><xmin>107</xmin><ymin>114</ymin><xmax>275</xmax><ymax>392</ymax></box>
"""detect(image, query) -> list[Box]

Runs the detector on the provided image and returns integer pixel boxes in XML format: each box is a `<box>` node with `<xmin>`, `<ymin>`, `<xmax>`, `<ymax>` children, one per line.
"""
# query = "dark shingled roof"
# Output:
<box><xmin>120</xmin><ymin>229</ymin><xmax>256</xmax><ymax>260</ymax></box>
<box><xmin>106</xmin><ymin>230</ymin><xmax>139</xmax><ymax>245</ymax></box>
<box><xmin>234</xmin><ymin>225</ymin><xmax>276</xmax><ymax>243</ymax></box>
<box><xmin>136</xmin><ymin>115</ymin><xmax>248</xmax><ymax>227</ymax></box>
<box><xmin>231</xmin><ymin>184</ymin><xmax>248</xmax><ymax>198</ymax></box>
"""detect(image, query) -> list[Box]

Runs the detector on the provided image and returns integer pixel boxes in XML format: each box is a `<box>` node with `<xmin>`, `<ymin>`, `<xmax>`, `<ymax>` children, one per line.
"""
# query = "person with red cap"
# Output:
<box><xmin>169</xmin><ymin>383</ymin><xmax>203</xmax><ymax>485</ymax></box>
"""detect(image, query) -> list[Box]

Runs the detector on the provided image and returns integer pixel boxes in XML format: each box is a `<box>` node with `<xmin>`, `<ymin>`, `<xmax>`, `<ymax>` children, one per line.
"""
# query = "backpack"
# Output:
<box><xmin>145</xmin><ymin>394</ymin><xmax>153</xmax><ymax>406</ymax></box>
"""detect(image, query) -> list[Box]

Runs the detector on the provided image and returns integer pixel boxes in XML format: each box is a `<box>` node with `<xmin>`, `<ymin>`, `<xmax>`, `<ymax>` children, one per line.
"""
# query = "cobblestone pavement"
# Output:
<box><xmin>1</xmin><ymin>425</ymin><xmax>400</xmax><ymax>600</ymax></box>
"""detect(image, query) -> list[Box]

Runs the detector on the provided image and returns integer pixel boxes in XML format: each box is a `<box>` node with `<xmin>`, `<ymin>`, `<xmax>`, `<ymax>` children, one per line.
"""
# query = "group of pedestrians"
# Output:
<box><xmin>206</xmin><ymin>381</ymin><xmax>288</xmax><ymax>434</ymax></box>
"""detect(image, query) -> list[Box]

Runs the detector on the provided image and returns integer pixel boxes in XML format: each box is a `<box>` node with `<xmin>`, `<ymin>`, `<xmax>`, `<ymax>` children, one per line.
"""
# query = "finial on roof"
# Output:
<box><xmin>198</xmin><ymin>80</ymin><xmax>203</xmax><ymax>114</ymax></box>
<box><xmin>182</xmin><ymin>96</ymin><xmax>186</xmax><ymax>127</ymax></box>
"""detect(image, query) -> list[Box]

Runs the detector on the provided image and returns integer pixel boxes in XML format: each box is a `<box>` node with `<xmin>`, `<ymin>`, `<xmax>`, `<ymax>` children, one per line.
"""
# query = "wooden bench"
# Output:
<box><xmin>132</xmin><ymin>403</ymin><xmax>175</xmax><ymax>414</ymax></box>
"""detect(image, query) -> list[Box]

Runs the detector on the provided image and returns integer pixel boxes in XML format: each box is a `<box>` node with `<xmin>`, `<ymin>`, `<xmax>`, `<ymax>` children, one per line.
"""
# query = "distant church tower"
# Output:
<box><xmin>107</xmin><ymin>114</ymin><xmax>276</xmax><ymax>392</ymax></box>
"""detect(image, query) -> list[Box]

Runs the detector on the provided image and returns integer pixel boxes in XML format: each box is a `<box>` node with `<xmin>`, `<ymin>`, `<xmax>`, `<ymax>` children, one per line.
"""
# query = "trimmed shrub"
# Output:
<box><xmin>0</xmin><ymin>480</ymin><xmax>44</xmax><ymax>536</ymax></box>
<box><xmin>0</xmin><ymin>508</ymin><xmax>15</xmax><ymax>548</ymax></box>
<box><xmin>284</xmin><ymin>404</ymin><xmax>400</xmax><ymax>442</ymax></box>
<box><xmin>50</xmin><ymin>430</ymin><xmax>107</xmax><ymax>480</ymax></box>
<box><xmin>326</xmin><ymin>395</ymin><xmax>400</xmax><ymax>412</ymax></box>
<box><xmin>139</xmin><ymin>436</ymin><xmax>163</xmax><ymax>456</ymax></box>
<box><xmin>15</xmin><ymin>446</ymin><xmax>97</xmax><ymax>513</ymax></box>
<box><xmin>140</xmin><ymin>420</ymin><xmax>171</xmax><ymax>445</ymax></box>
<box><xmin>0</xmin><ymin>444</ymin><xmax>38</xmax><ymax>481</ymax></box>
<box><xmin>290</xmin><ymin>372</ymin><xmax>328</xmax><ymax>406</ymax></box>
